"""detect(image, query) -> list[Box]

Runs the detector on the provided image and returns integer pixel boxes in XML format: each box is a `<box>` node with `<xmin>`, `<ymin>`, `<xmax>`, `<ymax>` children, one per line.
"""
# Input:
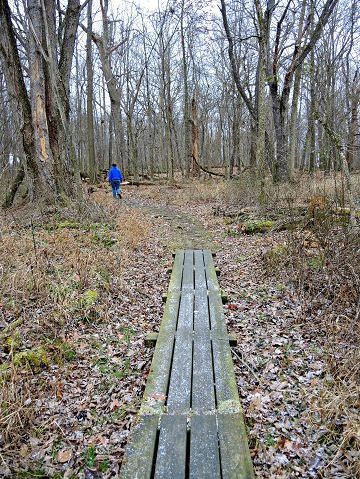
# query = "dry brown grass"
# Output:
<box><xmin>0</xmin><ymin>194</ymin><xmax>150</xmax><ymax>446</ymax></box>
<box><xmin>268</xmin><ymin>207</ymin><xmax>360</xmax><ymax>475</ymax></box>
<box><xmin>141</xmin><ymin>171</ymin><xmax>360</xmax><ymax>214</ymax></box>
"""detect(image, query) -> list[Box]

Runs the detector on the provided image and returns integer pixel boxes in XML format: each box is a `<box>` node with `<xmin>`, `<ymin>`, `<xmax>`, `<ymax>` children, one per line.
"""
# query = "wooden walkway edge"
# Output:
<box><xmin>120</xmin><ymin>249</ymin><xmax>254</xmax><ymax>479</ymax></box>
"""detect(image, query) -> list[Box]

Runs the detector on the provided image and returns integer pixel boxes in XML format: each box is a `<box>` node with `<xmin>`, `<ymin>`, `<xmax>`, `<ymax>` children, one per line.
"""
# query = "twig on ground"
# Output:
<box><xmin>231</xmin><ymin>347</ymin><xmax>262</xmax><ymax>384</ymax></box>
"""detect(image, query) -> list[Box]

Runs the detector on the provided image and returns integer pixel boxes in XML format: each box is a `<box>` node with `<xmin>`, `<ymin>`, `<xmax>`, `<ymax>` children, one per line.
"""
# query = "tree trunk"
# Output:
<box><xmin>2</xmin><ymin>164</ymin><xmax>25</xmax><ymax>208</ymax></box>
<box><xmin>180</xmin><ymin>0</ymin><xmax>191</xmax><ymax>177</ymax></box>
<box><xmin>190</xmin><ymin>95</ymin><xmax>200</xmax><ymax>177</ymax></box>
<box><xmin>288</xmin><ymin>0</ymin><xmax>307</xmax><ymax>177</ymax></box>
<box><xmin>0</xmin><ymin>0</ymin><xmax>56</xmax><ymax>204</ymax></box>
<box><xmin>346</xmin><ymin>75</ymin><xmax>359</xmax><ymax>170</ymax></box>
<box><xmin>28</xmin><ymin>0</ymin><xmax>57</xmax><ymax>194</ymax></box>
<box><xmin>86</xmin><ymin>0</ymin><xmax>96</xmax><ymax>182</ymax></box>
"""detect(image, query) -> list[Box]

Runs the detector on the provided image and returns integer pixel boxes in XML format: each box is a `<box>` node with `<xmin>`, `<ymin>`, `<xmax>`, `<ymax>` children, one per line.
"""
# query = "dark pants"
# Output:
<box><xmin>111</xmin><ymin>180</ymin><xmax>121</xmax><ymax>198</ymax></box>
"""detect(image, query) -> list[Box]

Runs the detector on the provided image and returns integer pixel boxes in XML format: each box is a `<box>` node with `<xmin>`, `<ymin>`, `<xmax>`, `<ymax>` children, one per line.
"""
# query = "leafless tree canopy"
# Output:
<box><xmin>0</xmin><ymin>0</ymin><xmax>359</xmax><ymax>205</ymax></box>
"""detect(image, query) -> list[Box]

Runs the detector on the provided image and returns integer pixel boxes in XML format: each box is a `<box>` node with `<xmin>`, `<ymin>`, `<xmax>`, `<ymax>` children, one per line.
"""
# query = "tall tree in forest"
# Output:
<box><xmin>0</xmin><ymin>0</ymin><xmax>82</xmax><ymax>206</ymax></box>
<box><xmin>86</xmin><ymin>0</ymin><xmax>96</xmax><ymax>181</ymax></box>
<box><xmin>268</xmin><ymin>0</ymin><xmax>339</xmax><ymax>182</ymax></box>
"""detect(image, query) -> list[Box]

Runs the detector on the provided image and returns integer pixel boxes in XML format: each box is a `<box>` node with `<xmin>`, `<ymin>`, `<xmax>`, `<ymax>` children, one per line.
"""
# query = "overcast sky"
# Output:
<box><xmin>135</xmin><ymin>0</ymin><xmax>163</xmax><ymax>12</ymax></box>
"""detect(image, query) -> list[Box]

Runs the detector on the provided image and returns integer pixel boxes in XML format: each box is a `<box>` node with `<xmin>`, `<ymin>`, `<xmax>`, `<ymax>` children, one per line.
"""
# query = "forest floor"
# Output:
<box><xmin>0</xmin><ymin>179</ymin><xmax>359</xmax><ymax>478</ymax></box>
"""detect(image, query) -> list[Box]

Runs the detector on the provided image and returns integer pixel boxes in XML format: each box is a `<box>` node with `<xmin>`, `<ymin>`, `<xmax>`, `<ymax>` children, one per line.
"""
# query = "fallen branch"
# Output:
<box><xmin>191</xmin><ymin>157</ymin><xmax>225</xmax><ymax>177</ymax></box>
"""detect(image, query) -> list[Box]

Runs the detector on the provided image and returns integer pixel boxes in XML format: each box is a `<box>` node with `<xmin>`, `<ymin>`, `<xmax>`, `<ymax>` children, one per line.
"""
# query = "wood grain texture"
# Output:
<box><xmin>190</xmin><ymin>415</ymin><xmax>221</xmax><ymax>478</ymax></box>
<box><xmin>120</xmin><ymin>415</ymin><xmax>159</xmax><ymax>479</ymax></box>
<box><xmin>155</xmin><ymin>415</ymin><xmax>187</xmax><ymax>478</ymax></box>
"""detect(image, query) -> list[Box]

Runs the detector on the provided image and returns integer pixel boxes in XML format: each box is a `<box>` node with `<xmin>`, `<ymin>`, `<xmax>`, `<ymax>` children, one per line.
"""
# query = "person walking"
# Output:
<box><xmin>108</xmin><ymin>163</ymin><xmax>123</xmax><ymax>199</ymax></box>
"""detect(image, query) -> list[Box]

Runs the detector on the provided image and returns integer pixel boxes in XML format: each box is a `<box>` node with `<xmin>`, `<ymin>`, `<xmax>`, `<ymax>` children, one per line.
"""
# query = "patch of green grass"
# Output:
<box><xmin>226</xmin><ymin>228</ymin><xmax>239</xmax><ymax>237</ymax></box>
<box><xmin>119</xmin><ymin>326</ymin><xmax>135</xmax><ymax>344</ymax></box>
<box><xmin>97</xmin><ymin>267</ymin><xmax>111</xmax><ymax>290</ymax></box>
<box><xmin>243</xmin><ymin>220</ymin><xmax>274</xmax><ymax>234</ymax></box>
<box><xmin>94</xmin><ymin>356</ymin><xmax>133</xmax><ymax>379</ymax></box>
<box><xmin>13</xmin><ymin>347</ymin><xmax>49</xmax><ymax>370</ymax></box>
<box><xmin>81</xmin><ymin>289</ymin><xmax>99</xmax><ymax>307</ymax></box>
<box><xmin>113</xmin><ymin>358</ymin><xmax>132</xmax><ymax>379</ymax></box>
<box><xmin>94</xmin><ymin>356</ymin><xmax>111</xmax><ymax>374</ymax></box>
<box><xmin>84</xmin><ymin>445</ymin><xmax>97</xmax><ymax>468</ymax></box>
<box><xmin>307</xmin><ymin>253</ymin><xmax>325</xmax><ymax>271</ymax></box>
<box><xmin>61</xmin><ymin>343</ymin><xmax>76</xmax><ymax>361</ymax></box>
<box><xmin>99</xmin><ymin>459</ymin><xmax>110</xmax><ymax>473</ymax></box>
<box><xmin>3</xmin><ymin>332</ymin><xmax>22</xmax><ymax>354</ymax></box>
<box><xmin>51</xmin><ymin>440</ymin><xmax>63</xmax><ymax>461</ymax></box>
<box><xmin>17</xmin><ymin>468</ymin><xmax>47</xmax><ymax>478</ymax></box>
<box><xmin>50</xmin><ymin>282</ymin><xmax>77</xmax><ymax>303</ymax></box>
<box><xmin>265</xmin><ymin>434</ymin><xmax>276</xmax><ymax>447</ymax></box>
<box><xmin>46</xmin><ymin>221</ymin><xmax>81</xmax><ymax>231</ymax></box>
<box><xmin>112</xmin><ymin>407</ymin><xmax>128</xmax><ymax>422</ymax></box>
<box><xmin>91</xmin><ymin>232</ymin><xmax>116</xmax><ymax>248</ymax></box>
<box><xmin>56</xmin><ymin>341</ymin><xmax>76</xmax><ymax>362</ymax></box>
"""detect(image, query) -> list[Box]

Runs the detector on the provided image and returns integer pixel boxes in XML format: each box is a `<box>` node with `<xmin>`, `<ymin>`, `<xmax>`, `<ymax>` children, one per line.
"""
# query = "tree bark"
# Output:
<box><xmin>0</xmin><ymin>0</ymin><xmax>50</xmax><ymax>204</ymax></box>
<box><xmin>288</xmin><ymin>0</ymin><xmax>307</xmax><ymax>177</ymax></box>
<box><xmin>86</xmin><ymin>0</ymin><xmax>96</xmax><ymax>182</ymax></box>
<box><xmin>180</xmin><ymin>0</ymin><xmax>191</xmax><ymax>177</ymax></box>
<box><xmin>190</xmin><ymin>95</ymin><xmax>200</xmax><ymax>177</ymax></box>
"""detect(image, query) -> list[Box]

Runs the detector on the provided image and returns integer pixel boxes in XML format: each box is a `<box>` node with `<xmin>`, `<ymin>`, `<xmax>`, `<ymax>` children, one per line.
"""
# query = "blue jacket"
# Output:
<box><xmin>108</xmin><ymin>166</ymin><xmax>123</xmax><ymax>183</ymax></box>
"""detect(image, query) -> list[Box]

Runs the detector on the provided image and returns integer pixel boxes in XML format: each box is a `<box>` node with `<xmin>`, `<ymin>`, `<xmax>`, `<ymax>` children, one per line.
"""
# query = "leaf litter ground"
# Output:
<box><xmin>0</xmin><ymin>183</ymin><xmax>358</xmax><ymax>478</ymax></box>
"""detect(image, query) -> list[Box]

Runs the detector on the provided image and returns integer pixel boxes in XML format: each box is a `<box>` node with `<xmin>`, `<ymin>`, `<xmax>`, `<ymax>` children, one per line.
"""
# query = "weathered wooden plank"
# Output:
<box><xmin>194</xmin><ymin>249</ymin><xmax>206</xmax><ymax>290</ymax></box>
<box><xmin>218</xmin><ymin>413</ymin><xmax>255</xmax><ymax>479</ymax></box>
<box><xmin>155</xmin><ymin>415</ymin><xmax>187</xmax><ymax>478</ymax></box>
<box><xmin>182</xmin><ymin>250</ymin><xmax>194</xmax><ymax>291</ymax></box>
<box><xmin>203</xmin><ymin>250</ymin><xmax>220</xmax><ymax>292</ymax></box>
<box><xmin>160</xmin><ymin>291</ymin><xmax>181</xmax><ymax>335</ymax></box>
<box><xmin>168</xmin><ymin>251</ymin><xmax>185</xmax><ymax>293</ymax></box>
<box><xmin>208</xmin><ymin>291</ymin><xmax>228</xmax><ymax>338</ymax></box>
<box><xmin>176</xmin><ymin>289</ymin><xmax>194</xmax><ymax>334</ymax></box>
<box><xmin>190</xmin><ymin>414</ymin><xmax>221</xmax><ymax>478</ymax></box>
<box><xmin>193</xmin><ymin>250</ymin><xmax>216</xmax><ymax>412</ymax></box>
<box><xmin>141</xmin><ymin>291</ymin><xmax>181</xmax><ymax>414</ymax></box>
<box><xmin>166</xmin><ymin>286</ymin><xmax>194</xmax><ymax>413</ymax></box>
<box><xmin>141</xmin><ymin>332</ymin><xmax>174</xmax><ymax>415</ymax></box>
<box><xmin>145</xmin><ymin>331</ymin><xmax>237</xmax><ymax>348</ymax></box>
<box><xmin>144</xmin><ymin>332</ymin><xmax>158</xmax><ymax>347</ymax></box>
<box><xmin>193</xmin><ymin>288</ymin><xmax>209</xmax><ymax>334</ymax></box>
<box><xmin>212</xmin><ymin>338</ymin><xmax>241</xmax><ymax>412</ymax></box>
<box><xmin>167</xmin><ymin>332</ymin><xmax>192</xmax><ymax>413</ymax></box>
<box><xmin>192</xmin><ymin>334</ymin><xmax>215</xmax><ymax>413</ymax></box>
<box><xmin>193</xmin><ymin>250</ymin><xmax>209</xmax><ymax>333</ymax></box>
<box><xmin>192</xmin><ymin>284</ymin><xmax>214</xmax><ymax>412</ymax></box>
<box><xmin>120</xmin><ymin>415</ymin><xmax>159</xmax><ymax>479</ymax></box>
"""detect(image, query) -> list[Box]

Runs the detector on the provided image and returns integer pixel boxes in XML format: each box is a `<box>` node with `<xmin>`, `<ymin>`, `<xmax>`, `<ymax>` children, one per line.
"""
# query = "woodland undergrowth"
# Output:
<box><xmin>147</xmin><ymin>172</ymin><xmax>360</xmax><ymax>476</ymax></box>
<box><xmin>0</xmin><ymin>175</ymin><xmax>359</xmax><ymax>477</ymax></box>
<box><xmin>284</xmin><ymin>212</ymin><xmax>360</xmax><ymax>477</ymax></box>
<box><xmin>0</xmin><ymin>190</ymin><xmax>150</xmax><ymax>450</ymax></box>
<box><xmin>219</xmin><ymin>173</ymin><xmax>360</xmax><ymax>477</ymax></box>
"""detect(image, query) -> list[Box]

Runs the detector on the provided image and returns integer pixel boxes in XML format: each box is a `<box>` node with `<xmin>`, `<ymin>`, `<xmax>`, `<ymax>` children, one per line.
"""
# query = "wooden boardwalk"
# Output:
<box><xmin>120</xmin><ymin>250</ymin><xmax>254</xmax><ymax>478</ymax></box>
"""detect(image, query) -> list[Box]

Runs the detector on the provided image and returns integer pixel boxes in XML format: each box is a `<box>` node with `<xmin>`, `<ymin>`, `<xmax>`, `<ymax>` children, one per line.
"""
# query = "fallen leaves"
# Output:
<box><xmin>1</xmin><ymin>184</ymin><xmax>357</xmax><ymax>478</ymax></box>
<box><xmin>57</xmin><ymin>449</ymin><xmax>72</xmax><ymax>463</ymax></box>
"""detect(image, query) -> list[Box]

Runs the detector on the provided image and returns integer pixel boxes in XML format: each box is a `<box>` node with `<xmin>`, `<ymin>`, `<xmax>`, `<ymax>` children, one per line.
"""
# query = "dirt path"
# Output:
<box><xmin>122</xmin><ymin>193</ymin><xmax>217</xmax><ymax>251</ymax></box>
